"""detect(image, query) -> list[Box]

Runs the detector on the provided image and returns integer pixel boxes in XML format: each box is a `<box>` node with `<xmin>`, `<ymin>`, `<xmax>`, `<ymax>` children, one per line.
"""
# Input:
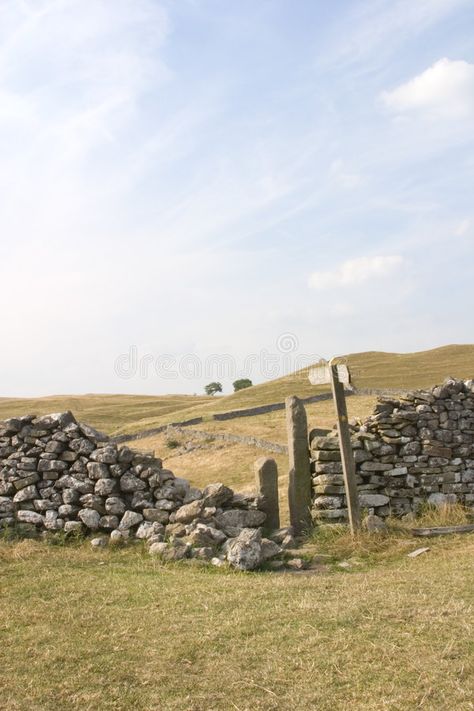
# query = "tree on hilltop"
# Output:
<box><xmin>204</xmin><ymin>382</ymin><xmax>223</xmax><ymax>396</ymax></box>
<box><xmin>233</xmin><ymin>378</ymin><xmax>253</xmax><ymax>392</ymax></box>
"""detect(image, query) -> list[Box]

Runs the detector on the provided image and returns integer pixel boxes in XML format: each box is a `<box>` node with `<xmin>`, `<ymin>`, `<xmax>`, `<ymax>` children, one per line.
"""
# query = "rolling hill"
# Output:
<box><xmin>0</xmin><ymin>394</ymin><xmax>213</xmax><ymax>434</ymax></box>
<box><xmin>1</xmin><ymin>344</ymin><xmax>472</xmax><ymax>437</ymax></box>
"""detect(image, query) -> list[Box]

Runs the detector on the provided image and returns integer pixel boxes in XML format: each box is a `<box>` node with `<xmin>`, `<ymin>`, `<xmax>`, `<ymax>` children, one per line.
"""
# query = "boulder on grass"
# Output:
<box><xmin>226</xmin><ymin>528</ymin><xmax>262</xmax><ymax>571</ymax></box>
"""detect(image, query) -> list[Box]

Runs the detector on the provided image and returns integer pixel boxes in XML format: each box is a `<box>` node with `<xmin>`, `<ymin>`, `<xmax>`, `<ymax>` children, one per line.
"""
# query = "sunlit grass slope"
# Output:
<box><xmin>0</xmin><ymin>394</ymin><xmax>213</xmax><ymax>434</ymax></box>
<box><xmin>345</xmin><ymin>343</ymin><xmax>474</xmax><ymax>389</ymax></box>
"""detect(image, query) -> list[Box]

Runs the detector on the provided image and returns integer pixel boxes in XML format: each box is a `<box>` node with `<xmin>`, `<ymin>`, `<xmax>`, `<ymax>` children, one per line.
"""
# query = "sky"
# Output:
<box><xmin>0</xmin><ymin>0</ymin><xmax>473</xmax><ymax>396</ymax></box>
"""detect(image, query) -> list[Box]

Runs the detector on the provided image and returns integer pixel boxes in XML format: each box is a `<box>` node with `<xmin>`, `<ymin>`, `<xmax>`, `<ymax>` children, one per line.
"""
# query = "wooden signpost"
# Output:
<box><xmin>308</xmin><ymin>359</ymin><xmax>361</xmax><ymax>535</ymax></box>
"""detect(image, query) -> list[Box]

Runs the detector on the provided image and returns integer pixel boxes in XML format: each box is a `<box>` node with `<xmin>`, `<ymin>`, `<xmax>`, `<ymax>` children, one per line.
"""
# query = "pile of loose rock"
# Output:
<box><xmin>0</xmin><ymin>411</ymin><xmax>296</xmax><ymax>569</ymax></box>
<box><xmin>311</xmin><ymin>377</ymin><xmax>474</xmax><ymax>521</ymax></box>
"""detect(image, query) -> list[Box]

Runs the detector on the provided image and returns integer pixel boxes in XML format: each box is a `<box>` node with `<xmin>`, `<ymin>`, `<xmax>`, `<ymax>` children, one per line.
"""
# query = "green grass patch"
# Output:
<box><xmin>1</xmin><ymin>533</ymin><xmax>474</xmax><ymax>710</ymax></box>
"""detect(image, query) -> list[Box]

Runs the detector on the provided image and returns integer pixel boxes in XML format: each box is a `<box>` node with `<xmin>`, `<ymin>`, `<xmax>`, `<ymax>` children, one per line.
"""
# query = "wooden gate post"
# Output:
<box><xmin>285</xmin><ymin>396</ymin><xmax>312</xmax><ymax>536</ymax></box>
<box><xmin>254</xmin><ymin>457</ymin><xmax>280</xmax><ymax>532</ymax></box>
<box><xmin>329</xmin><ymin>362</ymin><xmax>361</xmax><ymax>534</ymax></box>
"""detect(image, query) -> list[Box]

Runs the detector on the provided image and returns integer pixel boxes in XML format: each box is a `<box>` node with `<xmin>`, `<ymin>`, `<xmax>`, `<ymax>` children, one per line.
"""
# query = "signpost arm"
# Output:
<box><xmin>329</xmin><ymin>363</ymin><xmax>361</xmax><ymax>535</ymax></box>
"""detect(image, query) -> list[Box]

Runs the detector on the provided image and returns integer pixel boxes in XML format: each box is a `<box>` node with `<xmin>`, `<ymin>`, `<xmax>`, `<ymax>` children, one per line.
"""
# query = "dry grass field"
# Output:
<box><xmin>1</xmin><ymin>525</ymin><xmax>473</xmax><ymax>711</ymax></box>
<box><xmin>0</xmin><ymin>394</ymin><xmax>213</xmax><ymax>434</ymax></box>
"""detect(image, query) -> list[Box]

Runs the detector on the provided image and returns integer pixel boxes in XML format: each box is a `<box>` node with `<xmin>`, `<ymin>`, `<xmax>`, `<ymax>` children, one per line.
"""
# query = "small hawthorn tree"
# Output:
<box><xmin>204</xmin><ymin>382</ymin><xmax>223</xmax><ymax>396</ymax></box>
<box><xmin>233</xmin><ymin>378</ymin><xmax>253</xmax><ymax>392</ymax></box>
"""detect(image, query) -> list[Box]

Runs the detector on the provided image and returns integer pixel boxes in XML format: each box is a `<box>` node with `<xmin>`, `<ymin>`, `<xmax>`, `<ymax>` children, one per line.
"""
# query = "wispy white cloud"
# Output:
<box><xmin>330</xmin><ymin>159</ymin><xmax>363</xmax><ymax>189</ymax></box>
<box><xmin>381</xmin><ymin>58</ymin><xmax>474</xmax><ymax>119</ymax></box>
<box><xmin>0</xmin><ymin>0</ymin><xmax>172</xmax><ymax>239</ymax></box>
<box><xmin>455</xmin><ymin>218</ymin><xmax>472</xmax><ymax>236</ymax></box>
<box><xmin>0</xmin><ymin>1</ymin><xmax>472</xmax><ymax>396</ymax></box>
<box><xmin>308</xmin><ymin>255</ymin><xmax>404</xmax><ymax>290</ymax></box>
<box><xmin>320</xmin><ymin>0</ymin><xmax>473</xmax><ymax>68</ymax></box>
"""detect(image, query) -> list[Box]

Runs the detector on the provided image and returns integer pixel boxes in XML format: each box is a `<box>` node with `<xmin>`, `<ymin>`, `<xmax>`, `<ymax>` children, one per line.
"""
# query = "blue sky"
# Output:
<box><xmin>0</xmin><ymin>0</ymin><xmax>473</xmax><ymax>396</ymax></box>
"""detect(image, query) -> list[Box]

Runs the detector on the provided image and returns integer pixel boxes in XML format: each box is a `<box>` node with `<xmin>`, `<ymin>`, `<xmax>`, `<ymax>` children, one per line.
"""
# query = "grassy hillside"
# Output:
<box><xmin>1</xmin><ymin>345</ymin><xmax>472</xmax><ymax>438</ymax></box>
<box><xmin>113</xmin><ymin>343</ymin><xmax>474</xmax><ymax>436</ymax></box>
<box><xmin>345</xmin><ymin>343</ymin><xmax>474</xmax><ymax>389</ymax></box>
<box><xmin>188</xmin><ymin>394</ymin><xmax>378</xmax><ymax>444</ymax></box>
<box><xmin>118</xmin><ymin>344</ymin><xmax>473</xmax><ymax>505</ymax></box>
<box><xmin>0</xmin><ymin>394</ymin><xmax>212</xmax><ymax>434</ymax></box>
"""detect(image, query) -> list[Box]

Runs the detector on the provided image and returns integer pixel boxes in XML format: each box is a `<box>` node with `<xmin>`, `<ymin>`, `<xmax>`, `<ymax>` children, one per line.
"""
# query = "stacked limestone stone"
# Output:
<box><xmin>311</xmin><ymin>378</ymin><xmax>474</xmax><ymax>521</ymax></box>
<box><xmin>0</xmin><ymin>411</ymin><xmax>286</xmax><ymax>569</ymax></box>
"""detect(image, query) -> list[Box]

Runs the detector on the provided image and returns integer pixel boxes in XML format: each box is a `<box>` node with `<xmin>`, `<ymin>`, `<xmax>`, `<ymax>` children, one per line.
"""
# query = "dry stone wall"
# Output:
<box><xmin>165</xmin><ymin>424</ymin><xmax>288</xmax><ymax>454</ymax></box>
<box><xmin>0</xmin><ymin>411</ymin><xmax>288</xmax><ymax>569</ymax></box>
<box><xmin>114</xmin><ymin>392</ymin><xmax>341</xmax><ymax>444</ymax></box>
<box><xmin>311</xmin><ymin>378</ymin><xmax>474</xmax><ymax>521</ymax></box>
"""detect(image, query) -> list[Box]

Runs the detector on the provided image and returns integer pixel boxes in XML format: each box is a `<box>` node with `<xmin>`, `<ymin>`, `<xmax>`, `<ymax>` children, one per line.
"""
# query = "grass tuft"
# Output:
<box><xmin>308</xmin><ymin>504</ymin><xmax>474</xmax><ymax>566</ymax></box>
<box><xmin>414</xmin><ymin>502</ymin><xmax>474</xmax><ymax>527</ymax></box>
<box><xmin>165</xmin><ymin>437</ymin><xmax>182</xmax><ymax>449</ymax></box>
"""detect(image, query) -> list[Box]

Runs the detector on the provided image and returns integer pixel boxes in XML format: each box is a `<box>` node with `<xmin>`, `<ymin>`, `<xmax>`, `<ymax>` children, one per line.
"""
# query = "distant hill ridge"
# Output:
<box><xmin>1</xmin><ymin>344</ymin><xmax>473</xmax><ymax>436</ymax></box>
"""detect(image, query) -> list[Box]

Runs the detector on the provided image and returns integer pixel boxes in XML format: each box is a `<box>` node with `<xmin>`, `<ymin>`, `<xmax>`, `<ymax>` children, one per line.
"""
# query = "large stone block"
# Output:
<box><xmin>254</xmin><ymin>457</ymin><xmax>280</xmax><ymax>531</ymax></box>
<box><xmin>286</xmin><ymin>396</ymin><xmax>312</xmax><ymax>535</ymax></box>
<box><xmin>358</xmin><ymin>494</ymin><xmax>390</xmax><ymax>508</ymax></box>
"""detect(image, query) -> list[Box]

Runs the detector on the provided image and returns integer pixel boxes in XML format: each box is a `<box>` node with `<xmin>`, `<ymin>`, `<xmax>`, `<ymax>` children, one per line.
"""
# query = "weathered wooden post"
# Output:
<box><xmin>328</xmin><ymin>361</ymin><xmax>361</xmax><ymax>534</ymax></box>
<box><xmin>285</xmin><ymin>395</ymin><xmax>312</xmax><ymax>536</ymax></box>
<box><xmin>308</xmin><ymin>359</ymin><xmax>361</xmax><ymax>535</ymax></box>
<box><xmin>254</xmin><ymin>456</ymin><xmax>280</xmax><ymax>532</ymax></box>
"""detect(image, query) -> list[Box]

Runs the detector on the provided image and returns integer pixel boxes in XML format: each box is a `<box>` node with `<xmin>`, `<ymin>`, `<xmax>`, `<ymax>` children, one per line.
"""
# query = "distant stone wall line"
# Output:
<box><xmin>165</xmin><ymin>425</ymin><xmax>289</xmax><ymax>454</ymax></box>
<box><xmin>112</xmin><ymin>387</ymin><xmax>405</xmax><ymax>445</ymax></box>
<box><xmin>112</xmin><ymin>417</ymin><xmax>204</xmax><ymax>444</ymax></box>
<box><xmin>352</xmin><ymin>387</ymin><xmax>407</xmax><ymax>397</ymax></box>
<box><xmin>212</xmin><ymin>391</ymin><xmax>339</xmax><ymax>421</ymax></box>
<box><xmin>113</xmin><ymin>391</ymin><xmax>341</xmax><ymax>443</ymax></box>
